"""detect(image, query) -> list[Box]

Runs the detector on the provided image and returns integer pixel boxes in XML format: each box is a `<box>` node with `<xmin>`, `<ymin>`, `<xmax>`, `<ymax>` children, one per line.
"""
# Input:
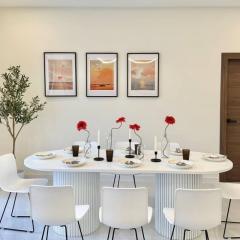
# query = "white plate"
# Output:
<box><xmin>167</xmin><ymin>160</ymin><xmax>193</xmax><ymax>169</ymax></box>
<box><xmin>64</xmin><ymin>147</ymin><xmax>83</xmax><ymax>154</ymax></box>
<box><xmin>62</xmin><ymin>158</ymin><xmax>87</xmax><ymax>167</ymax></box>
<box><xmin>34</xmin><ymin>152</ymin><xmax>55</xmax><ymax>160</ymax></box>
<box><xmin>202</xmin><ymin>154</ymin><xmax>227</xmax><ymax>162</ymax></box>
<box><xmin>118</xmin><ymin>159</ymin><xmax>142</xmax><ymax>168</ymax></box>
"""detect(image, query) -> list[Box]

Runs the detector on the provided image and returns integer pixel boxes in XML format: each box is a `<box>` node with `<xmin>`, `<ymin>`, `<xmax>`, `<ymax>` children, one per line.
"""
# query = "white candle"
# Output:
<box><xmin>97</xmin><ymin>130</ymin><xmax>100</xmax><ymax>146</ymax></box>
<box><xmin>154</xmin><ymin>136</ymin><xmax>157</xmax><ymax>151</ymax></box>
<box><xmin>128</xmin><ymin>129</ymin><xmax>131</xmax><ymax>140</ymax></box>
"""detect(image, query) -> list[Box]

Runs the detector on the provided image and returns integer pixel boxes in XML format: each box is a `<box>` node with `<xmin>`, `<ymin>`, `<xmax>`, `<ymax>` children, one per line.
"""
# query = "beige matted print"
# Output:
<box><xmin>44</xmin><ymin>52</ymin><xmax>77</xmax><ymax>97</ymax></box>
<box><xmin>87</xmin><ymin>53</ymin><xmax>118</xmax><ymax>97</ymax></box>
<box><xmin>127</xmin><ymin>53</ymin><xmax>159</xmax><ymax>97</ymax></box>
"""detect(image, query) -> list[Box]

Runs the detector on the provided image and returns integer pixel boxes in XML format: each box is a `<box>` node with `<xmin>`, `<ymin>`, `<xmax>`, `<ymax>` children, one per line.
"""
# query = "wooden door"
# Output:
<box><xmin>220</xmin><ymin>53</ymin><xmax>240</xmax><ymax>182</ymax></box>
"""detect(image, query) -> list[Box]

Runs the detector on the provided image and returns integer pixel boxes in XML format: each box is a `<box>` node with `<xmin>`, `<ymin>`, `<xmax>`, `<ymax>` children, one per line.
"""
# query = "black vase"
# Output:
<box><xmin>106</xmin><ymin>149</ymin><xmax>114</xmax><ymax>162</ymax></box>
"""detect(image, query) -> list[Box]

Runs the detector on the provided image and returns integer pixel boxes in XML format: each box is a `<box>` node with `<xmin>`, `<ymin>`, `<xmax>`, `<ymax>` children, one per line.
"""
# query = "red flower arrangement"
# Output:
<box><xmin>108</xmin><ymin>117</ymin><xmax>126</xmax><ymax>149</ymax></box>
<box><xmin>116</xmin><ymin>117</ymin><xmax>126</xmax><ymax>124</ymax></box>
<box><xmin>77</xmin><ymin>121</ymin><xmax>87</xmax><ymax>131</ymax></box>
<box><xmin>129</xmin><ymin>123</ymin><xmax>142</xmax><ymax>148</ymax></box>
<box><xmin>162</xmin><ymin>115</ymin><xmax>176</xmax><ymax>158</ymax></box>
<box><xmin>76</xmin><ymin>120</ymin><xmax>90</xmax><ymax>157</ymax></box>
<box><xmin>165</xmin><ymin>116</ymin><xmax>175</xmax><ymax>125</ymax></box>
<box><xmin>129</xmin><ymin>124</ymin><xmax>141</xmax><ymax>131</ymax></box>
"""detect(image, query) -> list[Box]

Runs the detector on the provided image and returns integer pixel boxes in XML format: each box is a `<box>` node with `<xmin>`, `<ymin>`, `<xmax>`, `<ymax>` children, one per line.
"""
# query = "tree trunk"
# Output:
<box><xmin>12</xmin><ymin>137</ymin><xmax>16</xmax><ymax>157</ymax></box>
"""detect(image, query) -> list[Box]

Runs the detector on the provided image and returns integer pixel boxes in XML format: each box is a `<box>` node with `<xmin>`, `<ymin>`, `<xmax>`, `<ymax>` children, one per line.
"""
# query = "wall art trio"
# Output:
<box><xmin>44</xmin><ymin>52</ymin><xmax>159</xmax><ymax>97</ymax></box>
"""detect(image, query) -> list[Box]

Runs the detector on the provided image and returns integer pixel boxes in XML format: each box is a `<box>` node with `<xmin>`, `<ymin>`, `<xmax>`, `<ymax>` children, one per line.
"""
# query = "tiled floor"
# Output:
<box><xmin>0</xmin><ymin>191</ymin><xmax>239</xmax><ymax>240</ymax></box>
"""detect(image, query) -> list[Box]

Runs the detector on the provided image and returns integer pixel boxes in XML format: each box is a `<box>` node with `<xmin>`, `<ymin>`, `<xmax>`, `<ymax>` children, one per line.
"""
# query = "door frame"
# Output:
<box><xmin>220</xmin><ymin>53</ymin><xmax>240</xmax><ymax>181</ymax></box>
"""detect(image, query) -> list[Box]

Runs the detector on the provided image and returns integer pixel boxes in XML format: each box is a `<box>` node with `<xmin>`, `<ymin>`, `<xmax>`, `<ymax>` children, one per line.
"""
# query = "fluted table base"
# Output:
<box><xmin>155</xmin><ymin>173</ymin><xmax>201</xmax><ymax>240</ymax></box>
<box><xmin>53</xmin><ymin>172</ymin><xmax>100</xmax><ymax>237</ymax></box>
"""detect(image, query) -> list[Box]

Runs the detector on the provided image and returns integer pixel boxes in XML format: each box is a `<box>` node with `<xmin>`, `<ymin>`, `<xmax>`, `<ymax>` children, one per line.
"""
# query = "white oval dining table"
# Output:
<box><xmin>24</xmin><ymin>150</ymin><xmax>232</xmax><ymax>239</ymax></box>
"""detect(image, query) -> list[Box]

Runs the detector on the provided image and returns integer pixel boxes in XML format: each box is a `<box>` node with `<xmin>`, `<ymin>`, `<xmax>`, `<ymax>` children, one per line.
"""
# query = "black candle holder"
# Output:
<box><xmin>94</xmin><ymin>145</ymin><xmax>104</xmax><ymax>161</ymax></box>
<box><xmin>151</xmin><ymin>151</ymin><xmax>161</xmax><ymax>162</ymax></box>
<box><xmin>125</xmin><ymin>139</ymin><xmax>135</xmax><ymax>158</ymax></box>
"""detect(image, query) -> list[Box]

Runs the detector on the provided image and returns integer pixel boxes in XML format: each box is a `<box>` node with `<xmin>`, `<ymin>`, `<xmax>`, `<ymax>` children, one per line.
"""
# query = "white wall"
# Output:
<box><xmin>0</xmin><ymin>7</ymin><xmax>240</xmax><ymax>169</ymax></box>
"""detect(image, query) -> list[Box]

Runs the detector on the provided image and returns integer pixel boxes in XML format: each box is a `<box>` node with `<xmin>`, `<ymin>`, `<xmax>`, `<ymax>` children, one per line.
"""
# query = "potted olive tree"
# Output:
<box><xmin>0</xmin><ymin>66</ymin><xmax>46</xmax><ymax>156</ymax></box>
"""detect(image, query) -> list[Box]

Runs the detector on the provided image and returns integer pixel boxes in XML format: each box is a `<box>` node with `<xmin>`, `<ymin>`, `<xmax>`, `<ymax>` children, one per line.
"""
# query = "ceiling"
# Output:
<box><xmin>1</xmin><ymin>0</ymin><xmax>240</xmax><ymax>7</ymax></box>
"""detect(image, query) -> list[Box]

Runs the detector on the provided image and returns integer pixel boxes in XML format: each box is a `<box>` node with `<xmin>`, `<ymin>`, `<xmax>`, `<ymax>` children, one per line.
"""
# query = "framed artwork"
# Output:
<box><xmin>127</xmin><ymin>52</ymin><xmax>159</xmax><ymax>97</ymax></box>
<box><xmin>86</xmin><ymin>52</ymin><xmax>118</xmax><ymax>97</ymax></box>
<box><xmin>44</xmin><ymin>52</ymin><xmax>77</xmax><ymax>97</ymax></box>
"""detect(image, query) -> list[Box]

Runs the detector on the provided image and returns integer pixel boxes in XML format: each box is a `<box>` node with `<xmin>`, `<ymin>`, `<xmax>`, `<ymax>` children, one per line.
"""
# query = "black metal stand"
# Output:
<box><xmin>125</xmin><ymin>139</ymin><xmax>135</xmax><ymax>158</ymax></box>
<box><xmin>151</xmin><ymin>151</ymin><xmax>161</xmax><ymax>162</ymax></box>
<box><xmin>94</xmin><ymin>145</ymin><xmax>104</xmax><ymax>161</ymax></box>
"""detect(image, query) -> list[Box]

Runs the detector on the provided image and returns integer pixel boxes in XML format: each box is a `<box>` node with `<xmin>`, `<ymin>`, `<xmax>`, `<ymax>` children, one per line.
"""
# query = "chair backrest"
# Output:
<box><xmin>219</xmin><ymin>182</ymin><xmax>240</xmax><ymax>200</ymax></box>
<box><xmin>174</xmin><ymin>189</ymin><xmax>222</xmax><ymax>230</ymax></box>
<box><xmin>101</xmin><ymin>187</ymin><xmax>149</xmax><ymax>229</ymax></box>
<box><xmin>30</xmin><ymin>185</ymin><xmax>75</xmax><ymax>226</ymax></box>
<box><xmin>0</xmin><ymin>154</ymin><xmax>19</xmax><ymax>189</ymax></box>
<box><xmin>115</xmin><ymin>141</ymin><xmax>138</xmax><ymax>150</ymax></box>
<box><xmin>169</xmin><ymin>142</ymin><xmax>181</xmax><ymax>153</ymax></box>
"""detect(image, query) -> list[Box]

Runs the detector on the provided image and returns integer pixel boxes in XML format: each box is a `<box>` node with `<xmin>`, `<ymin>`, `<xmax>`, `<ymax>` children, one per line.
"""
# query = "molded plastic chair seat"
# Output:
<box><xmin>99</xmin><ymin>206</ymin><xmax>153</xmax><ymax>226</ymax></box>
<box><xmin>75</xmin><ymin>205</ymin><xmax>89</xmax><ymax>221</ymax></box>
<box><xmin>30</xmin><ymin>185</ymin><xmax>89</xmax><ymax>240</ymax></box>
<box><xmin>0</xmin><ymin>153</ymin><xmax>48</xmax><ymax>233</ymax></box>
<box><xmin>219</xmin><ymin>182</ymin><xmax>240</xmax><ymax>200</ymax></box>
<box><xmin>163</xmin><ymin>208</ymin><xmax>175</xmax><ymax>225</ymax></box>
<box><xmin>163</xmin><ymin>188</ymin><xmax>221</xmax><ymax>240</ymax></box>
<box><xmin>2</xmin><ymin>178</ymin><xmax>47</xmax><ymax>193</ymax></box>
<box><xmin>100</xmin><ymin>187</ymin><xmax>152</xmax><ymax>240</ymax></box>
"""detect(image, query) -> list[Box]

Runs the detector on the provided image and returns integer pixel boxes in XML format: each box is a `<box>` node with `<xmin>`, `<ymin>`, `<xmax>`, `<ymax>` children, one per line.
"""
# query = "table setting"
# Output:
<box><xmin>24</xmin><ymin>115</ymin><xmax>233</xmax><ymax>238</ymax></box>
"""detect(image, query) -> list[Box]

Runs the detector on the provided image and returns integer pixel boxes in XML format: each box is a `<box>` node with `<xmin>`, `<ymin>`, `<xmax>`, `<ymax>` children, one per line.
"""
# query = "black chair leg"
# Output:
<box><xmin>205</xmin><ymin>230</ymin><xmax>209</xmax><ymax>240</ymax></box>
<box><xmin>0</xmin><ymin>191</ymin><xmax>34</xmax><ymax>232</ymax></box>
<box><xmin>11</xmin><ymin>193</ymin><xmax>31</xmax><ymax>218</ymax></box>
<box><xmin>0</xmin><ymin>192</ymin><xmax>11</xmax><ymax>223</ymax></box>
<box><xmin>134</xmin><ymin>228</ymin><xmax>138</xmax><ymax>240</ymax></box>
<box><xmin>41</xmin><ymin>226</ymin><xmax>46</xmax><ymax>240</ymax></box>
<box><xmin>78</xmin><ymin>221</ymin><xmax>84</xmax><ymax>240</ymax></box>
<box><xmin>133</xmin><ymin>175</ymin><xmax>137</xmax><ymax>188</ymax></box>
<box><xmin>112</xmin><ymin>228</ymin><xmax>116</xmax><ymax>240</ymax></box>
<box><xmin>170</xmin><ymin>225</ymin><xmax>175</xmax><ymax>240</ymax></box>
<box><xmin>112</xmin><ymin>175</ymin><xmax>117</xmax><ymax>187</ymax></box>
<box><xmin>223</xmin><ymin>199</ymin><xmax>234</xmax><ymax>239</ymax></box>
<box><xmin>141</xmin><ymin>227</ymin><xmax>145</xmax><ymax>240</ymax></box>
<box><xmin>46</xmin><ymin>226</ymin><xmax>49</xmax><ymax>240</ymax></box>
<box><xmin>107</xmin><ymin>227</ymin><xmax>112</xmax><ymax>240</ymax></box>
<box><xmin>117</xmin><ymin>175</ymin><xmax>121</xmax><ymax>188</ymax></box>
<box><xmin>11</xmin><ymin>193</ymin><xmax>17</xmax><ymax>217</ymax></box>
<box><xmin>63</xmin><ymin>225</ymin><xmax>68</xmax><ymax>240</ymax></box>
<box><xmin>183</xmin><ymin>229</ymin><xmax>187</xmax><ymax>240</ymax></box>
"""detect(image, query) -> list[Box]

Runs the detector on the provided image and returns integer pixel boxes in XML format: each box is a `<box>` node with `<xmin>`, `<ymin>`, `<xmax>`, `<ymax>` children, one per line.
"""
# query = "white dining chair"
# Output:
<box><xmin>114</xmin><ymin>141</ymin><xmax>139</xmax><ymax>188</ymax></box>
<box><xmin>0</xmin><ymin>153</ymin><xmax>48</xmax><ymax>232</ymax></box>
<box><xmin>99</xmin><ymin>187</ymin><xmax>152</xmax><ymax>240</ymax></box>
<box><xmin>163</xmin><ymin>188</ymin><xmax>222</xmax><ymax>240</ymax></box>
<box><xmin>169</xmin><ymin>142</ymin><xmax>181</xmax><ymax>153</ymax></box>
<box><xmin>219</xmin><ymin>182</ymin><xmax>240</xmax><ymax>239</ymax></box>
<box><xmin>30</xmin><ymin>185</ymin><xmax>89</xmax><ymax>240</ymax></box>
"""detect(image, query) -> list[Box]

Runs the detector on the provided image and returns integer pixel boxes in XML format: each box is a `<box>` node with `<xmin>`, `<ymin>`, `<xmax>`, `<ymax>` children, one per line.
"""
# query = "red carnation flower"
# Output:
<box><xmin>116</xmin><ymin>117</ymin><xmax>126</xmax><ymax>123</ymax></box>
<box><xmin>77</xmin><ymin>121</ymin><xmax>87</xmax><ymax>131</ymax></box>
<box><xmin>165</xmin><ymin>116</ymin><xmax>175</xmax><ymax>125</ymax></box>
<box><xmin>129</xmin><ymin>123</ymin><xmax>141</xmax><ymax>131</ymax></box>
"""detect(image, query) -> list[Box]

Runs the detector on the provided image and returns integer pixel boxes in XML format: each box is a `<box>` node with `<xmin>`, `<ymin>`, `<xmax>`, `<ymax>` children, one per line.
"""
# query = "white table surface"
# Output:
<box><xmin>24</xmin><ymin>149</ymin><xmax>233</xmax><ymax>175</ymax></box>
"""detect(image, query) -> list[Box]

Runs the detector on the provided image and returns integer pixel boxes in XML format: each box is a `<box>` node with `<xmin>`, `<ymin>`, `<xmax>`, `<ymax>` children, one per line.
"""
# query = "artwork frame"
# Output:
<box><xmin>127</xmin><ymin>52</ymin><xmax>159</xmax><ymax>97</ymax></box>
<box><xmin>86</xmin><ymin>52</ymin><xmax>118</xmax><ymax>97</ymax></box>
<box><xmin>44</xmin><ymin>52</ymin><xmax>77</xmax><ymax>97</ymax></box>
